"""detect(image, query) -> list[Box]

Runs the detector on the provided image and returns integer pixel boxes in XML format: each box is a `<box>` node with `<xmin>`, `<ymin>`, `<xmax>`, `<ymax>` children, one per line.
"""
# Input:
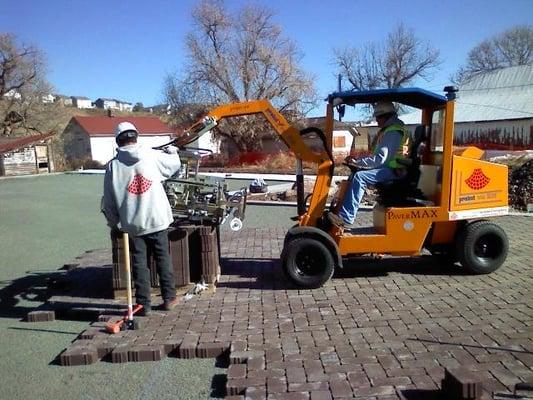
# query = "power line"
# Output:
<box><xmin>456</xmin><ymin>100</ymin><xmax>533</xmax><ymax>116</ymax></box>
<box><xmin>459</xmin><ymin>83</ymin><xmax>533</xmax><ymax>92</ymax></box>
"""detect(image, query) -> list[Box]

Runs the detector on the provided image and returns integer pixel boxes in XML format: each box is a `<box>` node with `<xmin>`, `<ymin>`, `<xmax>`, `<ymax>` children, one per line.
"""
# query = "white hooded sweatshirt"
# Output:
<box><xmin>102</xmin><ymin>143</ymin><xmax>181</xmax><ymax>236</ymax></box>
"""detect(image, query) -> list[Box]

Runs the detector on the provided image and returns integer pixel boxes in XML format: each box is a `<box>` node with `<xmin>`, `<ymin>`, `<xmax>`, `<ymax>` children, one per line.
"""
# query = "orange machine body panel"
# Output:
<box><xmin>449</xmin><ymin>155</ymin><xmax>509</xmax><ymax>220</ymax></box>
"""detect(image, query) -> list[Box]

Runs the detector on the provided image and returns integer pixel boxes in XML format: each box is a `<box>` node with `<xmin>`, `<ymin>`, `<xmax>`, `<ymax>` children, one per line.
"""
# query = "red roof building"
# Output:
<box><xmin>72</xmin><ymin>116</ymin><xmax>177</xmax><ymax>136</ymax></box>
<box><xmin>63</xmin><ymin>115</ymin><xmax>179</xmax><ymax>165</ymax></box>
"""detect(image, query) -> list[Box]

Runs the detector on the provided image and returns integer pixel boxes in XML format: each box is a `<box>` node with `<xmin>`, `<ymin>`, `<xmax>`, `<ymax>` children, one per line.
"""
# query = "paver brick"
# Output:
<box><xmin>128</xmin><ymin>345</ymin><xmax>164</xmax><ymax>362</ymax></box>
<box><xmin>228</xmin><ymin>364</ymin><xmax>247</xmax><ymax>380</ymax></box>
<box><xmin>196</xmin><ymin>342</ymin><xmax>229</xmax><ymax>358</ymax></box>
<box><xmin>244</xmin><ymin>386</ymin><xmax>267</xmax><ymax>400</ymax></box>
<box><xmin>227</xmin><ymin>378</ymin><xmax>249</xmax><ymax>396</ymax></box>
<box><xmin>110</xmin><ymin>345</ymin><xmax>130</xmax><ymax>363</ymax></box>
<box><xmin>328</xmin><ymin>379</ymin><xmax>352</xmax><ymax>398</ymax></box>
<box><xmin>309</xmin><ymin>390</ymin><xmax>332</xmax><ymax>400</ymax></box>
<box><xmin>27</xmin><ymin>310</ymin><xmax>56</xmax><ymax>322</ymax></box>
<box><xmin>54</xmin><ymin>217</ymin><xmax>533</xmax><ymax>400</ymax></box>
<box><xmin>441</xmin><ymin>367</ymin><xmax>484</xmax><ymax>399</ymax></box>
<box><xmin>59</xmin><ymin>346</ymin><xmax>98</xmax><ymax>366</ymax></box>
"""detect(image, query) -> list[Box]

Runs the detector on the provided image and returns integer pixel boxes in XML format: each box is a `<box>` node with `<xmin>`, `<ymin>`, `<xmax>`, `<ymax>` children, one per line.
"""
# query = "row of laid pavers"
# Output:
<box><xmin>55</xmin><ymin>214</ymin><xmax>532</xmax><ymax>399</ymax></box>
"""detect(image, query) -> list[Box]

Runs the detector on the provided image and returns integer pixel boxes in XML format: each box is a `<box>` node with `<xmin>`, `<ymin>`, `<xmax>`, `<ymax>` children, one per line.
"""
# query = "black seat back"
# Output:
<box><xmin>410</xmin><ymin>125</ymin><xmax>428</xmax><ymax>161</ymax></box>
<box><xmin>401</xmin><ymin>125</ymin><xmax>428</xmax><ymax>187</ymax></box>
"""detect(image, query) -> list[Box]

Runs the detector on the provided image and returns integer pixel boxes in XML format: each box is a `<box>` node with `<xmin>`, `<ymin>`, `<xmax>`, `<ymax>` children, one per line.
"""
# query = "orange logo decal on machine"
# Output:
<box><xmin>465</xmin><ymin>168</ymin><xmax>490</xmax><ymax>190</ymax></box>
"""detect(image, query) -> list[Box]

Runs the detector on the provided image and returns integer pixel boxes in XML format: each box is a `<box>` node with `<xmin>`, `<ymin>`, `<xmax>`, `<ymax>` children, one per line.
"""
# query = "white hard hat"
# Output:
<box><xmin>115</xmin><ymin>121</ymin><xmax>138</xmax><ymax>138</ymax></box>
<box><xmin>373</xmin><ymin>102</ymin><xmax>396</xmax><ymax>118</ymax></box>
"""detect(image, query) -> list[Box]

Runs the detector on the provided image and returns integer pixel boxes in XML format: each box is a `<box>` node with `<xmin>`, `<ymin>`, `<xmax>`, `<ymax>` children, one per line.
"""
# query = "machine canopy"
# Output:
<box><xmin>328</xmin><ymin>87</ymin><xmax>448</xmax><ymax>109</ymax></box>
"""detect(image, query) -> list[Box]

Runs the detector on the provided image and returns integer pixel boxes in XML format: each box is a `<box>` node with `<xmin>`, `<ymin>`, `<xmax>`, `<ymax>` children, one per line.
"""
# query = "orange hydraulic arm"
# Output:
<box><xmin>176</xmin><ymin>99</ymin><xmax>334</xmax><ymax>226</ymax></box>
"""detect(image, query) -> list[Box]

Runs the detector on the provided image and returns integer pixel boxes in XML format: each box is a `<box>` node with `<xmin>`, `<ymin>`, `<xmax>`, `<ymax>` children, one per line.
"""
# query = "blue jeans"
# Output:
<box><xmin>338</xmin><ymin>168</ymin><xmax>401</xmax><ymax>224</ymax></box>
<box><xmin>130</xmin><ymin>229</ymin><xmax>176</xmax><ymax>308</ymax></box>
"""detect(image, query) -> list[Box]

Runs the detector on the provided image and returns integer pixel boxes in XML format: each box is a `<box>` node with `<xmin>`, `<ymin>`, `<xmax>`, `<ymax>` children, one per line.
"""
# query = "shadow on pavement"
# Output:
<box><xmin>0</xmin><ymin>265</ymin><xmax>115</xmax><ymax>320</ymax></box>
<box><xmin>337</xmin><ymin>255</ymin><xmax>467</xmax><ymax>278</ymax></box>
<box><xmin>0</xmin><ymin>271</ymin><xmax>60</xmax><ymax>319</ymax></box>
<box><xmin>210</xmin><ymin>373</ymin><xmax>227</xmax><ymax>399</ymax></box>
<box><xmin>8</xmin><ymin>326</ymin><xmax>81</xmax><ymax>335</ymax></box>
<box><xmin>398</xmin><ymin>389</ymin><xmax>442</xmax><ymax>399</ymax></box>
<box><xmin>219</xmin><ymin>255</ymin><xmax>468</xmax><ymax>290</ymax></box>
<box><xmin>219</xmin><ymin>258</ymin><xmax>294</xmax><ymax>290</ymax></box>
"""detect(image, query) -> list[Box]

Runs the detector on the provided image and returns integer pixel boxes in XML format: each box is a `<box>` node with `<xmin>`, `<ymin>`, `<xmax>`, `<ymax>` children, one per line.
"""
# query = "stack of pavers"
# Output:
<box><xmin>111</xmin><ymin>225</ymin><xmax>220</xmax><ymax>298</ymax></box>
<box><xmin>198</xmin><ymin>226</ymin><xmax>221</xmax><ymax>284</ymax></box>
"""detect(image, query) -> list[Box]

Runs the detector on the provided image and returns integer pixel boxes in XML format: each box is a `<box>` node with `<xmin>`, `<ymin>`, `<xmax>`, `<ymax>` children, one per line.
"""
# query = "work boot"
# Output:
<box><xmin>344</xmin><ymin>156</ymin><xmax>358</xmax><ymax>168</ymax></box>
<box><xmin>162</xmin><ymin>297</ymin><xmax>180</xmax><ymax>311</ymax></box>
<box><xmin>327</xmin><ymin>212</ymin><xmax>345</xmax><ymax>229</ymax></box>
<box><xmin>137</xmin><ymin>304</ymin><xmax>151</xmax><ymax>317</ymax></box>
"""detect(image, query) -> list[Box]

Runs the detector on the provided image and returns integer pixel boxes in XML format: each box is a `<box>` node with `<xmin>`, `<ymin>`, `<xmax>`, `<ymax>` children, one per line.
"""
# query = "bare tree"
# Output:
<box><xmin>334</xmin><ymin>23</ymin><xmax>441</xmax><ymax>90</ymax></box>
<box><xmin>163</xmin><ymin>0</ymin><xmax>318</xmax><ymax>152</ymax></box>
<box><xmin>0</xmin><ymin>33</ymin><xmax>62</xmax><ymax>174</ymax></box>
<box><xmin>454</xmin><ymin>25</ymin><xmax>533</xmax><ymax>83</ymax></box>
<box><xmin>0</xmin><ymin>33</ymin><xmax>60</xmax><ymax>136</ymax></box>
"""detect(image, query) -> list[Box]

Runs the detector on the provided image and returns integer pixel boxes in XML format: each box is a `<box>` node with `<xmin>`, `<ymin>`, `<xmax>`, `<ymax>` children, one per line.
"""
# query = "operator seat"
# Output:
<box><xmin>375</xmin><ymin>124</ymin><xmax>430</xmax><ymax>207</ymax></box>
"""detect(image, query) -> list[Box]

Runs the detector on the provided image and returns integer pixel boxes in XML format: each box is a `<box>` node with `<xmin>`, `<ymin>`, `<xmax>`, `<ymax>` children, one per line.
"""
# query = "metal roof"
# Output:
<box><xmin>400</xmin><ymin>65</ymin><xmax>533</xmax><ymax>124</ymax></box>
<box><xmin>328</xmin><ymin>87</ymin><xmax>448</xmax><ymax>109</ymax></box>
<box><xmin>0</xmin><ymin>133</ymin><xmax>55</xmax><ymax>154</ymax></box>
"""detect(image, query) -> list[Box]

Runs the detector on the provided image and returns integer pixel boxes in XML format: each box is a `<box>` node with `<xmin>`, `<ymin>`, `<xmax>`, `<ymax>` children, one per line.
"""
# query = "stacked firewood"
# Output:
<box><xmin>509</xmin><ymin>160</ymin><xmax>533</xmax><ymax>211</ymax></box>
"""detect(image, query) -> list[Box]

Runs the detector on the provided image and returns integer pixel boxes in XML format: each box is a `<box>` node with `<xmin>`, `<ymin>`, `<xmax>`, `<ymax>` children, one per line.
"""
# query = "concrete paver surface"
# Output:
<box><xmin>1</xmin><ymin>173</ymin><xmax>532</xmax><ymax>399</ymax></box>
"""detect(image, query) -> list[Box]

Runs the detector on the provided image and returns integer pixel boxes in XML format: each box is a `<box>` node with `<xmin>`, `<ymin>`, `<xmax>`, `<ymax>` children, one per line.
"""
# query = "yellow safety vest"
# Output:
<box><xmin>373</xmin><ymin>124</ymin><xmax>410</xmax><ymax>169</ymax></box>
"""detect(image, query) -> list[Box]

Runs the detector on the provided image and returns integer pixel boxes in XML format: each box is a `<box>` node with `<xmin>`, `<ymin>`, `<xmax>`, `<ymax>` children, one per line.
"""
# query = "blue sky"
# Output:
<box><xmin>1</xmin><ymin>0</ymin><xmax>532</xmax><ymax>116</ymax></box>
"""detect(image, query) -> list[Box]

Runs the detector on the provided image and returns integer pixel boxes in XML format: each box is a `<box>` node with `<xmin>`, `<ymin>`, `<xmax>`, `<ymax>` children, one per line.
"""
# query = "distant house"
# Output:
<box><xmin>147</xmin><ymin>103</ymin><xmax>172</xmax><ymax>114</ymax></box>
<box><xmin>3</xmin><ymin>89</ymin><xmax>21</xmax><ymax>100</ymax></box>
<box><xmin>0</xmin><ymin>133</ymin><xmax>55</xmax><ymax>176</ymax></box>
<box><xmin>397</xmin><ymin>64</ymin><xmax>533</xmax><ymax>151</ymax></box>
<box><xmin>42</xmin><ymin>94</ymin><xmax>55</xmax><ymax>103</ymax></box>
<box><xmin>71</xmin><ymin>96</ymin><xmax>93</xmax><ymax>109</ymax></box>
<box><xmin>120</xmin><ymin>102</ymin><xmax>133</xmax><ymax>112</ymax></box>
<box><xmin>186</xmin><ymin>129</ymin><xmax>221</xmax><ymax>155</ymax></box>
<box><xmin>94</xmin><ymin>98</ymin><xmax>133</xmax><ymax>112</ymax></box>
<box><xmin>54</xmin><ymin>94</ymin><xmax>73</xmax><ymax>107</ymax></box>
<box><xmin>301</xmin><ymin>117</ymin><xmax>367</xmax><ymax>154</ymax></box>
<box><xmin>62</xmin><ymin>115</ymin><xmax>178</xmax><ymax>165</ymax></box>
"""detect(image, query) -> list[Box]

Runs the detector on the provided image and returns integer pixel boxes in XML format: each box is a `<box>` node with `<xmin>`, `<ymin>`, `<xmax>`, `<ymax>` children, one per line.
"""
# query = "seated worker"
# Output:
<box><xmin>329</xmin><ymin>102</ymin><xmax>410</xmax><ymax>227</ymax></box>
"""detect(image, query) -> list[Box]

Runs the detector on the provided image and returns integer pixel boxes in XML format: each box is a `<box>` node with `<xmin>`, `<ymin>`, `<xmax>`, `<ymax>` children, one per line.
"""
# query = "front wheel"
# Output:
<box><xmin>456</xmin><ymin>220</ymin><xmax>509</xmax><ymax>274</ymax></box>
<box><xmin>281</xmin><ymin>237</ymin><xmax>335</xmax><ymax>288</ymax></box>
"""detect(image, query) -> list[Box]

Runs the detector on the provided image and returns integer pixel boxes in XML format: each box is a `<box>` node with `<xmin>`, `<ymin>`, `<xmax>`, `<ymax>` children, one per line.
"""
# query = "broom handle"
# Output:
<box><xmin>123</xmin><ymin>232</ymin><xmax>133</xmax><ymax>321</ymax></box>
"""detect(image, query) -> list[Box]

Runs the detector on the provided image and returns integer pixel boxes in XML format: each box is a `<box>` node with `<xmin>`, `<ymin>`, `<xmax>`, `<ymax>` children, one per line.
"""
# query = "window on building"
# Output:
<box><xmin>333</xmin><ymin>136</ymin><xmax>346</xmax><ymax>148</ymax></box>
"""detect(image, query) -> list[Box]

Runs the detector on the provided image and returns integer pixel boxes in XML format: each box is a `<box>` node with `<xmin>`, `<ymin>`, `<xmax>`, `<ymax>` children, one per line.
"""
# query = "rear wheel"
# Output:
<box><xmin>456</xmin><ymin>220</ymin><xmax>509</xmax><ymax>274</ymax></box>
<box><xmin>282</xmin><ymin>237</ymin><xmax>335</xmax><ymax>288</ymax></box>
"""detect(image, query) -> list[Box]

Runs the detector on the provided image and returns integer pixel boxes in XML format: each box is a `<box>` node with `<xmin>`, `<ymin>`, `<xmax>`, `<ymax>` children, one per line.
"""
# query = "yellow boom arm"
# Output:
<box><xmin>178</xmin><ymin>99</ymin><xmax>334</xmax><ymax>226</ymax></box>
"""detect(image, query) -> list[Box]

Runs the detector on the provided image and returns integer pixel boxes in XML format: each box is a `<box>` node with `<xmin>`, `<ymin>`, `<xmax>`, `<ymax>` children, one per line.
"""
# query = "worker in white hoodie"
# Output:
<box><xmin>102</xmin><ymin>121</ymin><xmax>182</xmax><ymax>316</ymax></box>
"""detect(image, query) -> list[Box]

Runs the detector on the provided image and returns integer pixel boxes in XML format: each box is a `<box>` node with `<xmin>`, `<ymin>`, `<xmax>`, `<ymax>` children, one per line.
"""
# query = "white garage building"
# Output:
<box><xmin>63</xmin><ymin>115</ymin><xmax>178</xmax><ymax>165</ymax></box>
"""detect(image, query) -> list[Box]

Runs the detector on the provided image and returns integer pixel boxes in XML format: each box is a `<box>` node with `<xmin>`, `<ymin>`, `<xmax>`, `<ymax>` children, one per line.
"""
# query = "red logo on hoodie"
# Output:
<box><xmin>127</xmin><ymin>174</ymin><xmax>152</xmax><ymax>195</ymax></box>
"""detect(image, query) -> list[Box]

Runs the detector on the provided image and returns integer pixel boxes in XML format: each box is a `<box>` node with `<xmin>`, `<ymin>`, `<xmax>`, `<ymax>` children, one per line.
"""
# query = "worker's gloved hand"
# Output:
<box><xmin>163</xmin><ymin>145</ymin><xmax>178</xmax><ymax>154</ymax></box>
<box><xmin>110</xmin><ymin>226</ymin><xmax>123</xmax><ymax>238</ymax></box>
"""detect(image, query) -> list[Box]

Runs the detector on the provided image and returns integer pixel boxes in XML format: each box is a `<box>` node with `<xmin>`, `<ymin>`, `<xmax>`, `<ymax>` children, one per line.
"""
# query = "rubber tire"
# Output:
<box><xmin>282</xmin><ymin>237</ymin><xmax>335</xmax><ymax>289</ymax></box>
<box><xmin>455</xmin><ymin>220</ymin><xmax>509</xmax><ymax>274</ymax></box>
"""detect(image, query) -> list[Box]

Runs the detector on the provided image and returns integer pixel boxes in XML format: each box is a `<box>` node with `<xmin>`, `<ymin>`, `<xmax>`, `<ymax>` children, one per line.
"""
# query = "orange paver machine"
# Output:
<box><xmin>173</xmin><ymin>86</ymin><xmax>510</xmax><ymax>288</ymax></box>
